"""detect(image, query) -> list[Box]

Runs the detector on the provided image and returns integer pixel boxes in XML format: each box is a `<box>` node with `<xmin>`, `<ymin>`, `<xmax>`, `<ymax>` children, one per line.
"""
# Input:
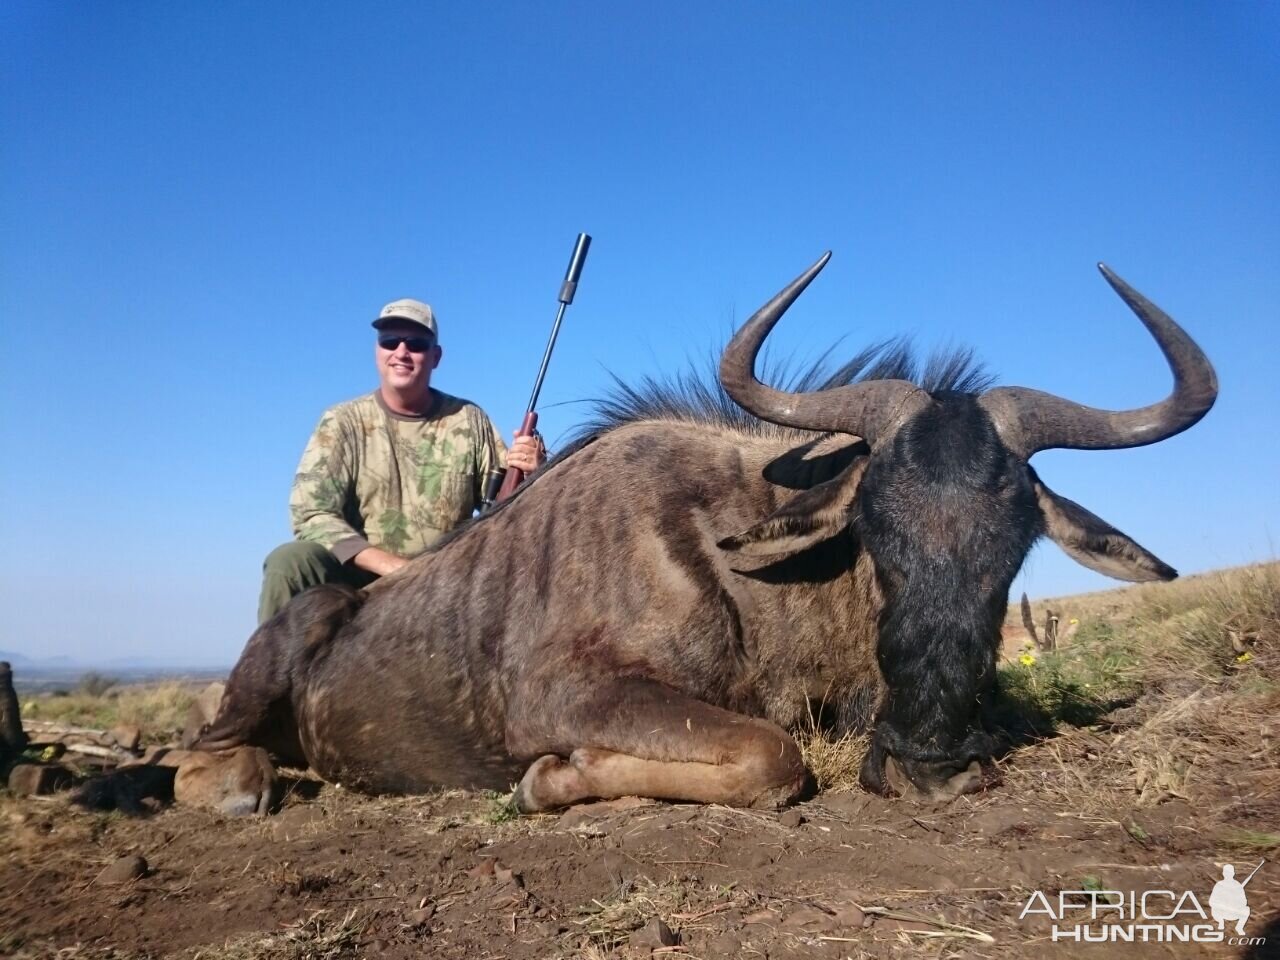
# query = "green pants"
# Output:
<box><xmin>258</xmin><ymin>541</ymin><xmax>377</xmax><ymax>625</ymax></box>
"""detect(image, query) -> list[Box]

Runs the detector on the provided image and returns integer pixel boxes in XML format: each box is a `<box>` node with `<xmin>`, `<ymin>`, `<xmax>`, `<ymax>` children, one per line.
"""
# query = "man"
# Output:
<box><xmin>258</xmin><ymin>298</ymin><xmax>545</xmax><ymax>623</ymax></box>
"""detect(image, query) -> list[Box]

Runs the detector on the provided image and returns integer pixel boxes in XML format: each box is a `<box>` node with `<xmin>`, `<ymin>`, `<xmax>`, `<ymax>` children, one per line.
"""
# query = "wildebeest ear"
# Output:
<box><xmin>1033</xmin><ymin>472</ymin><xmax>1177</xmax><ymax>582</ymax></box>
<box><xmin>718</xmin><ymin>457</ymin><xmax>868</xmax><ymax>561</ymax></box>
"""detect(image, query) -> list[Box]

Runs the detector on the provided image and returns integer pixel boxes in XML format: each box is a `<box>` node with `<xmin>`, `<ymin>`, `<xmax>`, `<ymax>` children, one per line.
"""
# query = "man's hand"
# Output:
<box><xmin>508</xmin><ymin>432</ymin><xmax>547</xmax><ymax>474</ymax></box>
<box><xmin>352</xmin><ymin>546</ymin><xmax>408</xmax><ymax>578</ymax></box>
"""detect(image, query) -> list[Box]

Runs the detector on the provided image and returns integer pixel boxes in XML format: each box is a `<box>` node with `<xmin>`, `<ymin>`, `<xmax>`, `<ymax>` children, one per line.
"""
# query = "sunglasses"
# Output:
<box><xmin>378</xmin><ymin>334</ymin><xmax>435</xmax><ymax>353</ymax></box>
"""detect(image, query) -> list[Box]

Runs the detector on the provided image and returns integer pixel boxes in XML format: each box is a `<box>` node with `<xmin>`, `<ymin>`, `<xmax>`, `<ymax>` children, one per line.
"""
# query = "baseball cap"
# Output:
<box><xmin>372</xmin><ymin>298</ymin><xmax>438</xmax><ymax>338</ymax></box>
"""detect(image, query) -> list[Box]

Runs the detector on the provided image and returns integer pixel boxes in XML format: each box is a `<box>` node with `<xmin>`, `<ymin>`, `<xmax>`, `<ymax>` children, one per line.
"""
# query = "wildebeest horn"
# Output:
<box><xmin>720</xmin><ymin>253</ymin><xmax>922</xmax><ymax>443</ymax></box>
<box><xmin>979</xmin><ymin>265</ymin><xmax>1218</xmax><ymax>457</ymax></box>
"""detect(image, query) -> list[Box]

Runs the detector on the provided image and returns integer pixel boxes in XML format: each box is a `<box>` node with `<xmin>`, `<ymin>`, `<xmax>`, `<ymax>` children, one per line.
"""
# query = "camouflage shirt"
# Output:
<box><xmin>290</xmin><ymin>390</ymin><xmax>507</xmax><ymax>563</ymax></box>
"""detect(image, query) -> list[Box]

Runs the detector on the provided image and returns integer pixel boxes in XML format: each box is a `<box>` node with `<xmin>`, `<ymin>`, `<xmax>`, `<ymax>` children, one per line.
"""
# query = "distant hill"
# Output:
<box><xmin>0</xmin><ymin>649</ymin><xmax>76</xmax><ymax>668</ymax></box>
<box><xmin>0</xmin><ymin>648</ymin><xmax>229</xmax><ymax>677</ymax></box>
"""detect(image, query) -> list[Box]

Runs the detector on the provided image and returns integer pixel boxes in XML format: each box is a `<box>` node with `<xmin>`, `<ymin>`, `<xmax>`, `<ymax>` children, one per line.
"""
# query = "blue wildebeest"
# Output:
<box><xmin>190</xmin><ymin>254</ymin><xmax>1216</xmax><ymax>815</ymax></box>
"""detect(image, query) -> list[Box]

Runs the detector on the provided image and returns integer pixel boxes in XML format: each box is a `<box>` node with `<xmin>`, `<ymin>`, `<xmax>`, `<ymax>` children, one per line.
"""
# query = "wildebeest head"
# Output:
<box><xmin>717</xmin><ymin>253</ymin><xmax>1217</xmax><ymax>798</ymax></box>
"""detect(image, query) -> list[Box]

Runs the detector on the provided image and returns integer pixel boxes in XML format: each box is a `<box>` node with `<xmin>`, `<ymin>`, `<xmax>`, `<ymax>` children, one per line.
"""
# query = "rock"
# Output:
<box><xmin>99</xmin><ymin>854</ymin><xmax>148</xmax><ymax>884</ymax></box>
<box><xmin>629</xmin><ymin>917</ymin><xmax>678</xmax><ymax>950</ymax></box>
<box><xmin>0</xmin><ymin>661</ymin><xmax>28</xmax><ymax>765</ymax></box>
<box><xmin>196</xmin><ymin>681</ymin><xmax>226</xmax><ymax>716</ymax></box>
<box><xmin>110</xmin><ymin>725</ymin><xmax>142</xmax><ymax>752</ymax></box>
<box><xmin>181</xmin><ymin>682</ymin><xmax>226</xmax><ymax>748</ymax></box>
<box><xmin>8</xmin><ymin>762</ymin><xmax>74</xmax><ymax>796</ymax></box>
<box><xmin>779</xmin><ymin>809</ymin><xmax>805</xmax><ymax>828</ymax></box>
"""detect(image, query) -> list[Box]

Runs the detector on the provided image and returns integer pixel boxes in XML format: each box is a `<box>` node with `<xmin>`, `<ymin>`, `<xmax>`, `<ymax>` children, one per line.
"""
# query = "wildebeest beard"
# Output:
<box><xmin>854</xmin><ymin>394</ymin><xmax>1044</xmax><ymax>794</ymax></box>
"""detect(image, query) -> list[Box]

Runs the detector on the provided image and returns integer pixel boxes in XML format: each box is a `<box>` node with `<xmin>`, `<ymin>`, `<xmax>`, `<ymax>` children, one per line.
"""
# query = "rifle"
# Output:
<box><xmin>482</xmin><ymin>232</ymin><xmax>592</xmax><ymax>508</ymax></box>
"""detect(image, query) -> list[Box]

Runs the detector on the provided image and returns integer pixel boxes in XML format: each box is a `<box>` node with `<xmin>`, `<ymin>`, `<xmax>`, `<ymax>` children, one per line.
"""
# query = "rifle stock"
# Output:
<box><xmin>495</xmin><ymin>410</ymin><xmax>539</xmax><ymax>502</ymax></box>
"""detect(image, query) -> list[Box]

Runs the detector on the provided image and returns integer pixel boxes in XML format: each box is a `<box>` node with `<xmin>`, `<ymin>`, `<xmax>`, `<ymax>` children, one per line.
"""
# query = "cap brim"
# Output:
<box><xmin>372</xmin><ymin>316</ymin><xmax>435</xmax><ymax>333</ymax></box>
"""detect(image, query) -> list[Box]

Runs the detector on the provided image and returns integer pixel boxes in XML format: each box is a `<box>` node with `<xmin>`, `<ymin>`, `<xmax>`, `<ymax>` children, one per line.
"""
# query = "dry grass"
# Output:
<box><xmin>1013</xmin><ymin>561</ymin><xmax>1278</xmax><ymax>667</ymax></box>
<box><xmin>572</xmin><ymin>876</ymin><xmax>690</xmax><ymax>938</ymax></box>
<box><xmin>566</xmin><ymin>874</ymin><xmax>728</xmax><ymax>955</ymax></box>
<box><xmin>19</xmin><ymin>681</ymin><xmax>198</xmax><ymax>743</ymax></box>
<box><xmin>178</xmin><ymin>908</ymin><xmax>367</xmax><ymax>959</ymax></box>
<box><xmin>1001</xmin><ymin>561</ymin><xmax>1279</xmax><ymax>813</ymax></box>
<box><xmin>795</xmin><ymin>724</ymin><xmax>868</xmax><ymax>794</ymax></box>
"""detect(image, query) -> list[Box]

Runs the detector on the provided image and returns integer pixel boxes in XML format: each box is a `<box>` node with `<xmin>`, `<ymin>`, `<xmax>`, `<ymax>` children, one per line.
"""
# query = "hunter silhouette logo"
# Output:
<box><xmin>1020</xmin><ymin>859</ymin><xmax>1267</xmax><ymax>945</ymax></box>
<box><xmin>1210</xmin><ymin>861</ymin><xmax>1262</xmax><ymax>935</ymax></box>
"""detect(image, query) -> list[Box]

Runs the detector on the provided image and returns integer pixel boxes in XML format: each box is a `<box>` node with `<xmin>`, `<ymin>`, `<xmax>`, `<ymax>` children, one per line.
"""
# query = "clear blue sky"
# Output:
<box><xmin>2</xmin><ymin>2</ymin><xmax>1276</xmax><ymax>666</ymax></box>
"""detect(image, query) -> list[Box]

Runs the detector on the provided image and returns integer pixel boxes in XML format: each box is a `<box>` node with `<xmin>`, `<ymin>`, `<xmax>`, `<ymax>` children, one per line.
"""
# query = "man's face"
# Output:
<box><xmin>375</xmin><ymin>321</ymin><xmax>441</xmax><ymax>395</ymax></box>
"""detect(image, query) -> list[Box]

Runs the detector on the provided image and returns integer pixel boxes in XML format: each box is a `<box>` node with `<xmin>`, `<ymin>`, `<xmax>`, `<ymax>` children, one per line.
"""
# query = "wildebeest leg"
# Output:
<box><xmin>509</xmin><ymin>679</ymin><xmax>808</xmax><ymax>813</ymax></box>
<box><xmin>173</xmin><ymin>747</ymin><xmax>278</xmax><ymax>816</ymax></box>
<box><xmin>195</xmin><ymin>584</ymin><xmax>363</xmax><ymax>758</ymax></box>
<box><xmin>183</xmin><ymin>584</ymin><xmax>364</xmax><ymax>816</ymax></box>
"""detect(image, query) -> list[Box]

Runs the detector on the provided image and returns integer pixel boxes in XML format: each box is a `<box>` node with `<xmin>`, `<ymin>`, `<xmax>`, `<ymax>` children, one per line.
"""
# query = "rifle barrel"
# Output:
<box><xmin>490</xmin><ymin>232</ymin><xmax>592</xmax><ymax>508</ymax></box>
<box><xmin>526</xmin><ymin>301</ymin><xmax>569</xmax><ymax>414</ymax></box>
<box><xmin>525</xmin><ymin>232</ymin><xmax>591</xmax><ymax>414</ymax></box>
<box><xmin>1241</xmin><ymin>859</ymin><xmax>1265</xmax><ymax>887</ymax></box>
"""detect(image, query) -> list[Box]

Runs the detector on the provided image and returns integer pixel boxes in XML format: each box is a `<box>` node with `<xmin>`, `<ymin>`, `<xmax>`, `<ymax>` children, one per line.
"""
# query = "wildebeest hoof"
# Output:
<box><xmin>941</xmin><ymin>760</ymin><xmax>984</xmax><ymax>798</ymax></box>
<box><xmin>173</xmin><ymin>747</ymin><xmax>278</xmax><ymax>816</ymax></box>
<box><xmin>743</xmin><ymin>768</ymin><xmax>812</xmax><ymax>810</ymax></box>
<box><xmin>513</xmin><ymin>754</ymin><xmax>593</xmax><ymax>813</ymax></box>
<box><xmin>884</xmin><ymin>756</ymin><xmax>983</xmax><ymax>801</ymax></box>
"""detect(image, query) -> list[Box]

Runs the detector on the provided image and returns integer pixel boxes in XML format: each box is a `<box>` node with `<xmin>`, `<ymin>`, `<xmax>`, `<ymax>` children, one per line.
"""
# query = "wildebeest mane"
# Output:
<box><xmin>569</xmin><ymin>338</ymin><xmax>994</xmax><ymax>445</ymax></box>
<box><xmin>412</xmin><ymin>341</ymin><xmax>993</xmax><ymax>555</ymax></box>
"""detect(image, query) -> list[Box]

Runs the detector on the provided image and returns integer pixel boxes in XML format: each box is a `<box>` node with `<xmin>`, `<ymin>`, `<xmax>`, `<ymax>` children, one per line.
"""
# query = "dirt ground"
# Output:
<box><xmin>1</xmin><ymin>734</ymin><xmax>1274</xmax><ymax>959</ymax></box>
<box><xmin>3</xmin><ymin>566</ymin><xmax>1277</xmax><ymax>959</ymax></box>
